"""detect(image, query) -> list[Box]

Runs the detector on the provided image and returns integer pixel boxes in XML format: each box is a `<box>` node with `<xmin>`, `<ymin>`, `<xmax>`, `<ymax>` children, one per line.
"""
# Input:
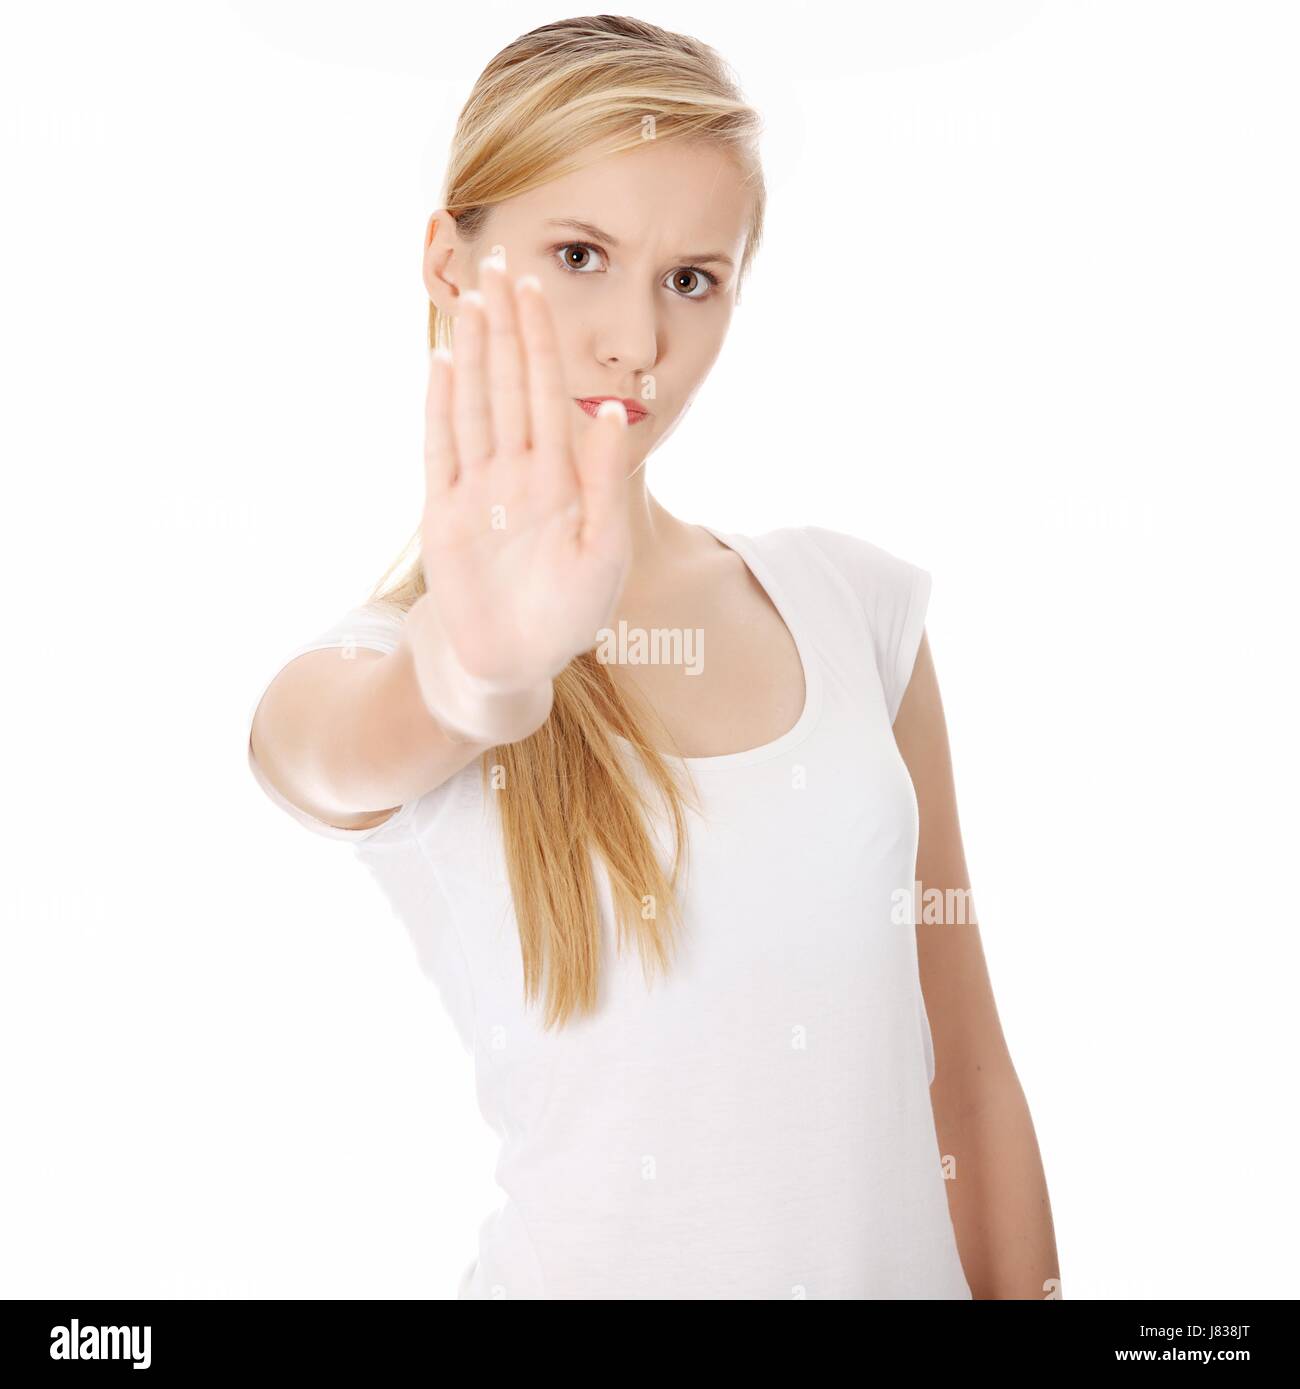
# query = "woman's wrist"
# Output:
<box><xmin>401</xmin><ymin>592</ymin><xmax>554</xmax><ymax>747</ymax></box>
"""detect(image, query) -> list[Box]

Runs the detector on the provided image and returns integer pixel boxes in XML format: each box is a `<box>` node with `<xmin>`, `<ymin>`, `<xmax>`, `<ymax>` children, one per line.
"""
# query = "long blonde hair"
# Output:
<box><xmin>369</xmin><ymin>16</ymin><xmax>766</xmax><ymax>1030</ymax></box>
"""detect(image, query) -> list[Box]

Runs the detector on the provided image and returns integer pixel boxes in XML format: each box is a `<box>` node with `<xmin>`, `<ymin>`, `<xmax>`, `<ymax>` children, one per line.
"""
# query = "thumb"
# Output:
<box><xmin>574</xmin><ymin>398</ymin><xmax>633</xmax><ymax>560</ymax></box>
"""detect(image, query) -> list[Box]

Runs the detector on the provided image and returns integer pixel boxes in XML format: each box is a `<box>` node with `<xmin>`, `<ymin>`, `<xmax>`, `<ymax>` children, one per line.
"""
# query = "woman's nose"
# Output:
<box><xmin>594</xmin><ymin>291</ymin><xmax>659</xmax><ymax>374</ymax></box>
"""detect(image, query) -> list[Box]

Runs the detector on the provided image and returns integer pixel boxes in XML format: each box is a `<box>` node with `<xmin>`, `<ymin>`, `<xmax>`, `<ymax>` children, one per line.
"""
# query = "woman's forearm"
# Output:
<box><xmin>934</xmin><ymin>1072</ymin><xmax>1061</xmax><ymax>1299</ymax></box>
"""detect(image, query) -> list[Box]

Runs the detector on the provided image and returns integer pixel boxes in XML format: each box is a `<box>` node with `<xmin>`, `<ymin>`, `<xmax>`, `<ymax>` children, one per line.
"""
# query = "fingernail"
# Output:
<box><xmin>516</xmin><ymin>274</ymin><xmax>541</xmax><ymax>293</ymax></box>
<box><xmin>460</xmin><ymin>289</ymin><xmax>483</xmax><ymax>308</ymax></box>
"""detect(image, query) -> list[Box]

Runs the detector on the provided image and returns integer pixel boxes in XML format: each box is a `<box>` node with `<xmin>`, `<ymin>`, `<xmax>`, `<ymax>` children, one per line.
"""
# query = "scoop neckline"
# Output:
<box><xmin>610</xmin><ymin>524</ymin><xmax>824</xmax><ymax>772</ymax></box>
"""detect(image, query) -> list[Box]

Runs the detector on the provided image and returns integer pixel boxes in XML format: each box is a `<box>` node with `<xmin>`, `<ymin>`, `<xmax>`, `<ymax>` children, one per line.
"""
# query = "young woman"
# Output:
<box><xmin>247</xmin><ymin>16</ymin><xmax>1059</xmax><ymax>1300</ymax></box>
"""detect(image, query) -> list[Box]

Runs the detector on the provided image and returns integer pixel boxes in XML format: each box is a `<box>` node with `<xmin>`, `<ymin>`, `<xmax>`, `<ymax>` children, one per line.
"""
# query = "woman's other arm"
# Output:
<box><xmin>893</xmin><ymin>630</ymin><xmax>1062</xmax><ymax>1299</ymax></box>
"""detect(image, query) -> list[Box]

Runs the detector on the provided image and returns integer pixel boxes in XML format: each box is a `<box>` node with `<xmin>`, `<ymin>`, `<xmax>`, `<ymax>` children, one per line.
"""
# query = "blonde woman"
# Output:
<box><xmin>247</xmin><ymin>15</ymin><xmax>1058</xmax><ymax>1300</ymax></box>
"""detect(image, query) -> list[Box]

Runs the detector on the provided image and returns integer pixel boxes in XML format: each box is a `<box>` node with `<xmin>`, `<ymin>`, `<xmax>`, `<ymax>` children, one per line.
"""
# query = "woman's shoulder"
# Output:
<box><xmin>740</xmin><ymin>523</ymin><xmax>930</xmax><ymax>606</ymax></box>
<box><xmin>319</xmin><ymin>596</ymin><xmax>410</xmax><ymax>651</ymax></box>
<box><xmin>741</xmin><ymin>525</ymin><xmax>932</xmax><ymax>724</ymax></box>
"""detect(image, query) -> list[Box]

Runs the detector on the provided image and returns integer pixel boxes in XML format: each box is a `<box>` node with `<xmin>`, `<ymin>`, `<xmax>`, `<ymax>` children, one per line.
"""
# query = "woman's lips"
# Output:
<box><xmin>575</xmin><ymin>397</ymin><xmax>648</xmax><ymax>424</ymax></box>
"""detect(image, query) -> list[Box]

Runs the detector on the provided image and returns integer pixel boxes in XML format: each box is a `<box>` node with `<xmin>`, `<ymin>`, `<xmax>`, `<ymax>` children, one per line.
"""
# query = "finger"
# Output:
<box><xmin>575</xmin><ymin>400</ymin><xmax>632</xmax><ymax>558</ymax></box>
<box><xmin>451</xmin><ymin>290</ymin><xmax>492</xmax><ymax>470</ymax></box>
<box><xmin>515</xmin><ymin>274</ymin><xmax>574</xmax><ymax>509</ymax></box>
<box><xmin>423</xmin><ymin>346</ymin><xmax>457</xmax><ymax>495</ymax></box>
<box><xmin>479</xmin><ymin>255</ymin><xmax>529</xmax><ymax>457</ymax></box>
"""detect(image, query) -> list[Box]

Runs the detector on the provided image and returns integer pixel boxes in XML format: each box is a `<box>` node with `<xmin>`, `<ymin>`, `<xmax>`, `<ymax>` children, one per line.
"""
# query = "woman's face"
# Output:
<box><xmin>424</xmin><ymin>139</ymin><xmax>754</xmax><ymax>466</ymax></box>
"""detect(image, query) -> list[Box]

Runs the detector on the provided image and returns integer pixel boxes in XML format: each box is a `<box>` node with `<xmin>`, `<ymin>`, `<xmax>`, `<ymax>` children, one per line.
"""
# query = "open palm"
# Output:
<box><xmin>417</xmin><ymin>256</ymin><xmax>634</xmax><ymax>693</ymax></box>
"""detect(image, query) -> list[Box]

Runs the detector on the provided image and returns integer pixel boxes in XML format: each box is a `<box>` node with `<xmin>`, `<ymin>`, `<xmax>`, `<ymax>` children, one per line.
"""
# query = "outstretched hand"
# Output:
<box><xmin>416</xmin><ymin>254</ymin><xmax>634</xmax><ymax>695</ymax></box>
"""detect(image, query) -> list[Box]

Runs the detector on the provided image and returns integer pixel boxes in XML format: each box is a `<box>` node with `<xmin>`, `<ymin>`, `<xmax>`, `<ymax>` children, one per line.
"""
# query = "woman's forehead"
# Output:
<box><xmin>499</xmin><ymin>144</ymin><xmax>754</xmax><ymax>249</ymax></box>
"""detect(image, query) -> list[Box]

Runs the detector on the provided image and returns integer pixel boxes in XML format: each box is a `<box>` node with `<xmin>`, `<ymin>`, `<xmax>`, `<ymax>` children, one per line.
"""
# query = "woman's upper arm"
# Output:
<box><xmin>893</xmin><ymin>629</ymin><xmax>1018</xmax><ymax>1103</ymax></box>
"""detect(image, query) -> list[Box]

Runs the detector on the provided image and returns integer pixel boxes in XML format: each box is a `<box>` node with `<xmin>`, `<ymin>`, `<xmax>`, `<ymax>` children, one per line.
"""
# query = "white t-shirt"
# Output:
<box><xmin>246</xmin><ymin>525</ymin><xmax>971</xmax><ymax>1300</ymax></box>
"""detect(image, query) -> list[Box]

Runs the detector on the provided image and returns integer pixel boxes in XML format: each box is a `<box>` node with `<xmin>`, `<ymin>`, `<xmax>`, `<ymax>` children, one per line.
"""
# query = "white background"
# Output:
<box><xmin>2</xmin><ymin>0</ymin><xmax>1296</xmax><ymax>1299</ymax></box>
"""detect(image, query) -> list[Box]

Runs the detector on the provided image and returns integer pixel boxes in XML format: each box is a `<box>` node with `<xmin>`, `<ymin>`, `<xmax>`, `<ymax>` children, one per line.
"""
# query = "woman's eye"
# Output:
<box><xmin>666</xmin><ymin>267</ymin><xmax>717</xmax><ymax>301</ymax></box>
<box><xmin>554</xmin><ymin>242</ymin><xmax>606</xmax><ymax>273</ymax></box>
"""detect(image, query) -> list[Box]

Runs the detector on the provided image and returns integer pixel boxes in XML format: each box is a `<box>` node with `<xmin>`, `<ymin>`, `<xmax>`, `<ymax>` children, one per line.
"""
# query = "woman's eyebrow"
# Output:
<box><xmin>542</xmin><ymin>217</ymin><xmax>735</xmax><ymax>269</ymax></box>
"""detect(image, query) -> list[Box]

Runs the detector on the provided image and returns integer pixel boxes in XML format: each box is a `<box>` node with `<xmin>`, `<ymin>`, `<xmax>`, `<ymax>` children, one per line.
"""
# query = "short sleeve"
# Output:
<box><xmin>246</xmin><ymin>601</ymin><xmax>417</xmax><ymax>842</ymax></box>
<box><xmin>803</xmin><ymin>527</ymin><xmax>932</xmax><ymax>725</ymax></box>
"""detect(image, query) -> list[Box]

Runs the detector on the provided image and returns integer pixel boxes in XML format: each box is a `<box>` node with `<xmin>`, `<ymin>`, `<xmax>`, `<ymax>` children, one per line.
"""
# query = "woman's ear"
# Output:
<box><xmin>422</xmin><ymin>210</ymin><xmax>465</xmax><ymax>314</ymax></box>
